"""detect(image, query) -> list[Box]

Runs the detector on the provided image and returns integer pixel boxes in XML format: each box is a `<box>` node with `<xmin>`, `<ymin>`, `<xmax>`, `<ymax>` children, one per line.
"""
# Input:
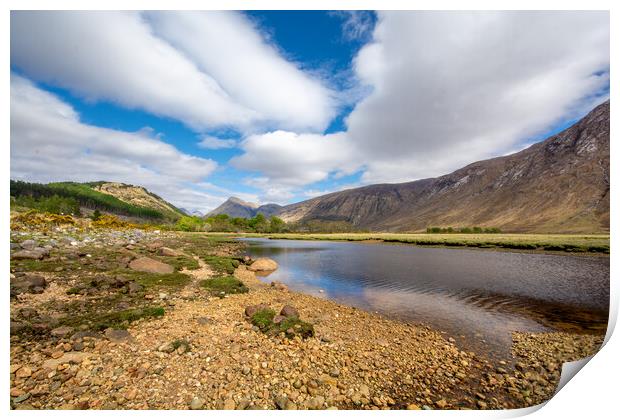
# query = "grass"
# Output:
<box><xmin>250</xmin><ymin>308</ymin><xmax>315</xmax><ymax>339</ymax></box>
<box><xmin>156</xmin><ymin>254</ymin><xmax>200</xmax><ymax>271</ymax></box>
<box><xmin>57</xmin><ymin>306</ymin><xmax>165</xmax><ymax>331</ymax></box>
<box><xmin>236</xmin><ymin>232</ymin><xmax>610</xmax><ymax>254</ymax></box>
<box><xmin>200</xmin><ymin>275</ymin><xmax>248</xmax><ymax>296</ymax></box>
<box><xmin>125</xmin><ymin>271</ymin><xmax>191</xmax><ymax>289</ymax></box>
<box><xmin>202</xmin><ymin>255</ymin><xmax>240</xmax><ymax>274</ymax></box>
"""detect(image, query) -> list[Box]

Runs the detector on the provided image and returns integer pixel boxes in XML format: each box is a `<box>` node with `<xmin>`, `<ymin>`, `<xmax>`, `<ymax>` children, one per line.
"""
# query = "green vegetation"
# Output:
<box><xmin>11</xmin><ymin>180</ymin><xmax>165</xmax><ymax>219</ymax></box>
<box><xmin>202</xmin><ymin>255</ymin><xmax>239</xmax><ymax>275</ymax></box>
<box><xmin>200</xmin><ymin>275</ymin><xmax>248</xmax><ymax>296</ymax></box>
<box><xmin>250</xmin><ymin>309</ymin><xmax>315</xmax><ymax>339</ymax></box>
<box><xmin>156</xmin><ymin>254</ymin><xmax>200</xmax><ymax>271</ymax></box>
<box><xmin>175</xmin><ymin>215</ymin><xmax>208</xmax><ymax>231</ymax></box>
<box><xmin>427</xmin><ymin>226</ymin><xmax>502</xmax><ymax>234</ymax></box>
<box><xmin>235</xmin><ymin>232</ymin><xmax>610</xmax><ymax>254</ymax></box>
<box><xmin>60</xmin><ymin>306</ymin><xmax>165</xmax><ymax>331</ymax></box>
<box><xmin>121</xmin><ymin>271</ymin><xmax>192</xmax><ymax>289</ymax></box>
<box><xmin>11</xmin><ymin>194</ymin><xmax>81</xmax><ymax>215</ymax></box>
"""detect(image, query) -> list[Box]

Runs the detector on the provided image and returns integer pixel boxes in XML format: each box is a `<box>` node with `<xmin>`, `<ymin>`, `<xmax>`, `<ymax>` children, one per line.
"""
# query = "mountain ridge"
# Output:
<box><xmin>210</xmin><ymin>100</ymin><xmax>610</xmax><ymax>233</ymax></box>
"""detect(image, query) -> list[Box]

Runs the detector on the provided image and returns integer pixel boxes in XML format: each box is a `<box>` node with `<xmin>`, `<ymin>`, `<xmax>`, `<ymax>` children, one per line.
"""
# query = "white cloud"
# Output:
<box><xmin>330</xmin><ymin>11</ymin><xmax>375</xmax><ymax>41</ymax></box>
<box><xmin>10</xmin><ymin>74</ymin><xmax>228</xmax><ymax>213</ymax></box>
<box><xmin>349</xmin><ymin>11</ymin><xmax>610</xmax><ymax>183</ymax></box>
<box><xmin>233</xmin><ymin>11</ymin><xmax>609</xmax><ymax>198</ymax></box>
<box><xmin>230</xmin><ymin>130</ymin><xmax>362</xmax><ymax>202</ymax></box>
<box><xmin>198</xmin><ymin>136</ymin><xmax>237</xmax><ymax>150</ymax></box>
<box><xmin>10</xmin><ymin>11</ymin><xmax>336</xmax><ymax>133</ymax></box>
<box><xmin>147</xmin><ymin>11</ymin><xmax>337</xmax><ymax>132</ymax></box>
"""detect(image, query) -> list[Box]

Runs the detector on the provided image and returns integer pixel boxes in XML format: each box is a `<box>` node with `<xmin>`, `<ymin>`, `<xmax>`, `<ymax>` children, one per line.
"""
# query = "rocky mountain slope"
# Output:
<box><xmin>92</xmin><ymin>182</ymin><xmax>185</xmax><ymax>218</ymax></box>
<box><xmin>279</xmin><ymin>101</ymin><xmax>610</xmax><ymax>233</ymax></box>
<box><xmin>212</xmin><ymin>101</ymin><xmax>609</xmax><ymax>233</ymax></box>
<box><xmin>207</xmin><ymin>197</ymin><xmax>282</xmax><ymax>219</ymax></box>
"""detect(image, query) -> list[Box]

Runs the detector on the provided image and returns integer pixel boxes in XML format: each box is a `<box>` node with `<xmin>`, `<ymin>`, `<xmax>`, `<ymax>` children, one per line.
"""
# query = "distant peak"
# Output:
<box><xmin>227</xmin><ymin>196</ymin><xmax>258</xmax><ymax>209</ymax></box>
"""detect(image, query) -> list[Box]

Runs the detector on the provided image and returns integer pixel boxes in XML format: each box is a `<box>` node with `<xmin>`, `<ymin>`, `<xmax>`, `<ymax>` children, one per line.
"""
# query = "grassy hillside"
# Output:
<box><xmin>10</xmin><ymin>180</ymin><xmax>166</xmax><ymax>219</ymax></box>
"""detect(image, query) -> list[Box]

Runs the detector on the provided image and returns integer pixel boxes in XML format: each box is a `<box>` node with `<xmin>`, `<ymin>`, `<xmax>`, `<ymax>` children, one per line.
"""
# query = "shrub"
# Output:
<box><xmin>200</xmin><ymin>276</ymin><xmax>248</xmax><ymax>295</ymax></box>
<box><xmin>175</xmin><ymin>216</ymin><xmax>206</xmax><ymax>232</ymax></box>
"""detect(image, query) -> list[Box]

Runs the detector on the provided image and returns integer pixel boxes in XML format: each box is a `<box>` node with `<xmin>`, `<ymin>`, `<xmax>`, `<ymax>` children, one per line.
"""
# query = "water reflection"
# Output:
<box><xmin>242</xmin><ymin>238</ymin><xmax>609</xmax><ymax>358</ymax></box>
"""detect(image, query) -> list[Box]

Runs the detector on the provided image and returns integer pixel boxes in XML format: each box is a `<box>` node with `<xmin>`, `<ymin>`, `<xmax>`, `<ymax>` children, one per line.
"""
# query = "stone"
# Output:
<box><xmin>270</xmin><ymin>281</ymin><xmax>289</xmax><ymax>291</ymax></box>
<box><xmin>12</xmin><ymin>249</ymin><xmax>49</xmax><ymax>260</ymax></box>
<box><xmin>248</xmin><ymin>258</ymin><xmax>278</xmax><ymax>272</ymax></box>
<box><xmin>158</xmin><ymin>247</ymin><xmax>181</xmax><ymax>257</ymax></box>
<box><xmin>128</xmin><ymin>257</ymin><xmax>174</xmax><ymax>274</ymax></box>
<box><xmin>359</xmin><ymin>384</ymin><xmax>370</xmax><ymax>397</ymax></box>
<box><xmin>15</xmin><ymin>367</ymin><xmax>32</xmax><ymax>378</ymax></box>
<box><xmin>105</xmin><ymin>329</ymin><xmax>135</xmax><ymax>343</ymax></box>
<box><xmin>435</xmin><ymin>399</ymin><xmax>448</xmax><ymax>409</ymax></box>
<box><xmin>197</xmin><ymin>317</ymin><xmax>212</xmax><ymax>325</ymax></box>
<box><xmin>51</xmin><ymin>326</ymin><xmax>74</xmax><ymax>338</ymax></box>
<box><xmin>245</xmin><ymin>304</ymin><xmax>271</xmax><ymax>318</ymax></box>
<box><xmin>275</xmin><ymin>396</ymin><xmax>288</xmax><ymax>410</ymax></box>
<box><xmin>280</xmin><ymin>305</ymin><xmax>300</xmax><ymax>318</ymax></box>
<box><xmin>189</xmin><ymin>397</ymin><xmax>204</xmax><ymax>410</ymax></box>
<box><xmin>272</xmin><ymin>315</ymin><xmax>286</xmax><ymax>324</ymax></box>
<box><xmin>20</xmin><ymin>239</ymin><xmax>37</xmax><ymax>250</ymax></box>
<box><xmin>407</xmin><ymin>404</ymin><xmax>421</xmax><ymax>410</ymax></box>
<box><xmin>43</xmin><ymin>352</ymin><xmax>93</xmax><ymax>370</ymax></box>
<box><xmin>127</xmin><ymin>282</ymin><xmax>144</xmax><ymax>294</ymax></box>
<box><xmin>223</xmin><ymin>399</ymin><xmax>236</xmax><ymax>410</ymax></box>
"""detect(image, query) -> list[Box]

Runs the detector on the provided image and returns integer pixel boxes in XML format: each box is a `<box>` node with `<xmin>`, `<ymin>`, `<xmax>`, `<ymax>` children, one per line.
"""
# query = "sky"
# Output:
<box><xmin>10</xmin><ymin>10</ymin><xmax>610</xmax><ymax>213</ymax></box>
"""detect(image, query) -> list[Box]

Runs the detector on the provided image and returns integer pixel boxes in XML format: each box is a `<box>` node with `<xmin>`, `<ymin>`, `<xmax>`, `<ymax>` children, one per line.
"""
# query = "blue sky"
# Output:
<box><xmin>10</xmin><ymin>11</ymin><xmax>609</xmax><ymax>213</ymax></box>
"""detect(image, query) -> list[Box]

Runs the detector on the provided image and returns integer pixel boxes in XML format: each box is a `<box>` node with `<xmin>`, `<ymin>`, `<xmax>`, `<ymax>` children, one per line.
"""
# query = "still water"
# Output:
<box><xmin>242</xmin><ymin>238</ymin><xmax>609</xmax><ymax>358</ymax></box>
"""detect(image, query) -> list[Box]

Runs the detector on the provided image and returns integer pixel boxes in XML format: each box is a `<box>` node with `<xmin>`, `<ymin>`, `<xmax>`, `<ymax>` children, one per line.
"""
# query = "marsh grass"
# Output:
<box><xmin>237</xmin><ymin>233</ymin><xmax>610</xmax><ymax>254</ymax></box>
<box><xmin>200</xmin><ymin>275</ymin><xmax>248</xmax><ymax>296</ymax></box>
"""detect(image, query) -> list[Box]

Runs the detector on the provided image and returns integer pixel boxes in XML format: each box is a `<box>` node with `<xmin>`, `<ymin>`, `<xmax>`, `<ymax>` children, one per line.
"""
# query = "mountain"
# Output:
<box><xmin>207</xmin><ymin>197</ymin><xmax>283</xmax><ymax>219</ymax></box>
<box><xmin>91</xmin><ymin>182</ymin><xmax>185</xmax><ymax>219</ymax></box>
<box><xmin>10</xmin><ymin>180</ymin><xmax>184</xmax><ymax>220</ymax></box>
<box><xmin>272</xmin><ymin>100</ymin><xmax>608</xmax><ymax>233</ymax></box>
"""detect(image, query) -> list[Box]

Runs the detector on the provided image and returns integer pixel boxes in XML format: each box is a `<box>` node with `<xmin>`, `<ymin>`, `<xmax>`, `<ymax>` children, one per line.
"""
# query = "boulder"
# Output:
<box><xmin>128</xmin><ymin>257</ymin><xmax>174</xmax><ymax>274</ymax></box>
<box><xmin>20</xmin><ymin>239</ymin><xmax>37</xmax><ymax>250</ymax></box>
<box><xmin>145</xmin><ymin>241</ymin><xmax>164</xmax><ymax>251</ymax></box>
<box><xmin>280</xmin><ymin>305</ymin><xmax>300</xmax><ymax>318</ymax></box>
<box><xmin>248</xmin><ymin>258</ymin><xmax>278</xmax><ymax>272</ymax></box>
<box><xmin>11</xmin><ymin>249</ymin><xmax>47</xmax><ymax>260</ymax></box>
<box><xmin>104</xmin><ymin>328</ymin><xmax>135</xmax><ymax>343</ymax></box>
<box><xmin>244</xmin><ymin>303</ymin><xmax>271</xmax><ymax>318</ymax></box>
<box><xmin>11</xmin><ymin>274</ymin><xmax>48</xmax><ymax>295</ymax></box>
<box><xmin>51</xmin><ymin>326</ymin><xmax>74</xmax><ymax>337</ymax></box>
<box><xmin>158</xmin><ymin>247</ymin><xmax>181</xmax><ymax>257</ymax></box>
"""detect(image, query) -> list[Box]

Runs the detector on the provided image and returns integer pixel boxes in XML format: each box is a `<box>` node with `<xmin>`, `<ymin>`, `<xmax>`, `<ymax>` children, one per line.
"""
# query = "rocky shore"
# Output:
<box><xmin>9</xmin><ymin>221</ymin><xmax>605</xmax><ymax>410</ymax></box>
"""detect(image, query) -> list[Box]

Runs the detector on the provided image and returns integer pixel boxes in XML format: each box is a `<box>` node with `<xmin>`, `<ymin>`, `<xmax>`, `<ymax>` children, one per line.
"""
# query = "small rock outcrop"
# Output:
<box><xmin>128</xmin><ymin>256</ymin><xmax>174</xmax><ymax>274</ymax></box>
<box><xmin>248</xmin><ymin>258</ymin><xmax>278</xmax><ymax>272</ymax></box>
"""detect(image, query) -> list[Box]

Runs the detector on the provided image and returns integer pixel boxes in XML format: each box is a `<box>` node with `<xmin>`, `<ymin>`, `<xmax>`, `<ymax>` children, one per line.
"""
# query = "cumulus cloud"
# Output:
<box><xmin>230</xmin><ymin>130</ymin><xmax>361</xmax><ymax>202</ymax></box>
<box><xmin>198</xmin><ymin>136</ymin><xmax>237</xmax><ymax>150</ymax></box>
<box><xmin>233</xmin><ymin>10</ymin><xmax>610</xmax><ymax>196</ymax></box>
<box><xmin>10</xmin><ymin>11</ymin><xmax>336</xmax><ymax>133</ymax></box>
<box><xmin>147</xmin><ymin>11</ymin><xmax>337</xmax><ymax>132</ymax></box>
<box><xmin>9</xmin><ymin>74</ymin><xmax>235</xmax><ymax>213</ymax></box>
<box><xmin>350</xmin><ymin>11</ymin><xmax>610</xmax><ymax>183</ymax></box>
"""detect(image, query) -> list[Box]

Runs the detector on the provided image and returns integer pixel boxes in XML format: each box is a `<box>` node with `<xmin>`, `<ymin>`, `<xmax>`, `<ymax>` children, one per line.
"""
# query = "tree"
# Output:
<box><xmin>269</xmin><ymin>216</ymin><xmax>286</xmax><ymax>233</ymax></box>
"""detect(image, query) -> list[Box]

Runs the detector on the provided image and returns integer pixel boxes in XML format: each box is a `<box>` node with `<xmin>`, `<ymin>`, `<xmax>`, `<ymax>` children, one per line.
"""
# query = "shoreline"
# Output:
<box><xmin>225</xmin><ymin>232</ymin><xmax>610</xmax><ymax>256</ymax></box>
<box><xmin>10</xmin><ymin>228</ymin><xmax>606</xmax><ymax>410</ymax></box>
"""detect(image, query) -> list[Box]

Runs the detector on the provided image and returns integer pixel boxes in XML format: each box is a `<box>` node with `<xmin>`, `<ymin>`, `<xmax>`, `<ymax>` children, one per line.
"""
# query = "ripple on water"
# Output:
<box><xmin>242</xmin><ymin>238</ymin><xmax>609</xmax><ymax>358</ymax></box>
